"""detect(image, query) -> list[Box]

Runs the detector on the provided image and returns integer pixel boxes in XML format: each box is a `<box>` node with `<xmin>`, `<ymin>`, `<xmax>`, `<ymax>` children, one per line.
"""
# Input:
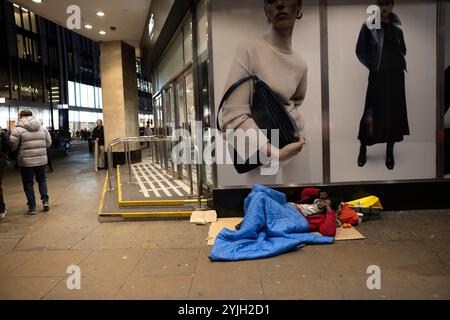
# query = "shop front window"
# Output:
<box><xmin>183</xmin><ymin>18</ymin><xmax>193</xmax><ymax>65</ymax></box>
<box><xmin>16</xmin><ymin>34</ymin><xmax>24</xmax><ymax>60</ymax></box>
<box><xmin>67</xmin><ymin>81</ymin><xmax>102</xmax><ymax>109</ymax></box>
<box><xmin>14</xmin><ymin>4</ymin><xmax>22</xmax><ymax>27</ymax></box>
<box><xmin>69</xmin><ymin>110</ymin><xmax>102</xmax><ymax>137</ymax></box>
<box><xmin>0</xmin><ymin>106</ymin><xmax>9</xmax><ymax>129</ymax></box>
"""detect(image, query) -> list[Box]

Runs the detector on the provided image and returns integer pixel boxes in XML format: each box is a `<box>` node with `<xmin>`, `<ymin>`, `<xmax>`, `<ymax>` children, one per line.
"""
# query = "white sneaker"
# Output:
<box><xmin>0</xmin><ymin>211</ymin><xmax>6</xmax><ymax>220</ymax></box>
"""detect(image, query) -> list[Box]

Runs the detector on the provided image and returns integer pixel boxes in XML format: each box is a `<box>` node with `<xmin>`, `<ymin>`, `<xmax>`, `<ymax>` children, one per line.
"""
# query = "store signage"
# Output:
<box><xmin>13</xmin><ymin>85</ymin><xmax>39</xmax><ymax>96</ymax></box>
<box><xmin>148</xmin><ymin>14</ymin><xmax>155</xmax><ymax>39</ymax></box>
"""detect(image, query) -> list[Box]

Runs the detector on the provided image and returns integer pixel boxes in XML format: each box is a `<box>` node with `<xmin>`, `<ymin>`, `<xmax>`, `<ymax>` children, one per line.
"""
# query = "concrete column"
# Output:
<box><xmin>100</xmin><ymin>41</ymin><xmax>141</xmax><ymax>164</ymax></box>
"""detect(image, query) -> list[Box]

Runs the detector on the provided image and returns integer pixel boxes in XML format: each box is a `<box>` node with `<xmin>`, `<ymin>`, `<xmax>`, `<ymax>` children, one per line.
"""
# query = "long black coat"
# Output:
<box><xmin>92</xmin><ymin>125</ymin><xmax>105</xmax><ymax>146</ymax></box>
<box><xmin>356</xmin><ymin>15</ymin><xmax>410</xmax><ymax>146</ymax></box>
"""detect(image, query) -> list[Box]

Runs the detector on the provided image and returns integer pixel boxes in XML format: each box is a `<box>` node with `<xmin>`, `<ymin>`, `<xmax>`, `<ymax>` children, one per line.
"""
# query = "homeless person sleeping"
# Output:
<box><xmin>209</xmin><ymin>185</ymin><xmax>337</xmax><ymax>262</ymax></box>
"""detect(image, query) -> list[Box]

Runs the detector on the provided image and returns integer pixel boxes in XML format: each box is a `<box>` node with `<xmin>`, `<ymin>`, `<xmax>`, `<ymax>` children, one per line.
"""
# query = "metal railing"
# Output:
<box><xmin>105</xmin><ymin>135</ymin><xmax>203</xmax><ymax>208</ymax></box>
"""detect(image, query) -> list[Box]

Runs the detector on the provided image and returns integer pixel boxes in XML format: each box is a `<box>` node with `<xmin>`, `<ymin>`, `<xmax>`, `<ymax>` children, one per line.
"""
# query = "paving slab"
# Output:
<box><xmin>257</xmin><ymin>246</ymin><xmax>329</xmax><ymax>276</ymax></box>
<box><xmin>0</xmin><ymin>277</ymin><xmax>61</xmax><ymax>300</ymax></box>
<box><xmin>14</xmin><ymin>217</ymin><xmax>99</xmax><ymax>250</ymax></box>
<box><xmin>73</xmin><ymin>221</ymin><xmax>208</xmax><ymax>250</ymax></box>
<box><xmin>334</xmin><ymin>270</ymin><xmax>428</xmax><ymax>300</ymax></box>
<box><xmin>261</xmin><ymin>273</ymin><xmax>344</xmax><ymax>300</ymax></box>
<box><xmin>193</xmin><ymin>247</ymin><xmax>260</xmax><ymax>284</ymax></box>
<box><xmin>408</xmin><ymin>275</ymin><xmax>450</xmax><ymax>299</ymax></box>
<box><xmin>7</xmin><ymin>250</ymin><xmax>92</xmax><ymax>278</ymax></box>
<box><xmin>0</xmin><ymin>251</ymin><xmax>40</xmax><ymax>278</ymax></box>
<box><xmin>128</xmin><ymin>248</ymin><xmax>200</xmax><ymax>278</ymax></box>
<box><xmin>72</xmin><ymin>249</ymin><xmax>145</xmax><ymax>286</ymax></box>
<box><xmin>0</xmin><ymin>238</ymin><xmax>20</xmax><ymax>252</ymax></box>
<box><xmin>189</xmin><ymin>280</ymin><xmax>264</xmax><ymax>300</ymax></box>
<box><xmin>116</xmin><ymin>275</ymin><xmax>193</xmax><ymax>300</ymax></box>
<box><xmin>44</xmin><ymin>283</ymin><xmax>120</xmax><ymax>300</ymax></box>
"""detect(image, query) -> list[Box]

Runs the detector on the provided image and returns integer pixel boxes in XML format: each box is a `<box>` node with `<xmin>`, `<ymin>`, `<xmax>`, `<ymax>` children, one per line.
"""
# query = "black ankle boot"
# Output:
<box><xmin>386</xmin><ymin>143</ymin><xmax>395</xmax><ymax>170</ymax></box>
<box><xmin>386</xmin><ymin>154</ymin><xmax>395</xmax><ymax>170</ymax></box>
<box><xmin>358</xmin><ymin>145</ymin><xmax>367</xmax><ymax>167</ymax></box>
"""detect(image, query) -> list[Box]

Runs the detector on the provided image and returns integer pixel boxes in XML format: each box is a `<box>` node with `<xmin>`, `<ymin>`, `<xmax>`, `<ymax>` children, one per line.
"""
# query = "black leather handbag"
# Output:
<box><xmin>217</xmin><ymin>75</ymin><xmax>300</xmax><ymax>174</ymax></box>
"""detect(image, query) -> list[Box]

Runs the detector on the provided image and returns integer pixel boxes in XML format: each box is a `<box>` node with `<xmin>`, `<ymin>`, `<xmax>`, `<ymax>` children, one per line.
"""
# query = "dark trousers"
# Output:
<box><xmin>0</xmin><ymin>167</ymin><xmax>5</xmax><ymax>213</ymax></box>
<box><xmin>20</xmin><ymin>165</ymin><xmax>49</xmax><ymax>210</ymax></box>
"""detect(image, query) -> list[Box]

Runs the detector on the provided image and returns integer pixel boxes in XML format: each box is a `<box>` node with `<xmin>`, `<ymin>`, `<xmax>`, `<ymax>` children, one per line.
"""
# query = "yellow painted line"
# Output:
<box><xmin>122</xmin><ymin>211</ymin><xmax>192</xmax><ymax>219</ymax></box>
<box><xmin>99</xmin><ymin>211</ymin><xmax>193</xmax><ymax>219</ymax></box>
<box><xmin>117</xmin><ymin>165</ymin><xmax>123</xmax><ymax>202</ymax></box>
<box><xmin>97</xmin><ymin>171</ymin><xmax>109</xmax><ymax>216</ymax></box>
<box><xmin>118</xmin><ymin>199</ymin><xmax>210</xmax><ymax>207</ymax></box>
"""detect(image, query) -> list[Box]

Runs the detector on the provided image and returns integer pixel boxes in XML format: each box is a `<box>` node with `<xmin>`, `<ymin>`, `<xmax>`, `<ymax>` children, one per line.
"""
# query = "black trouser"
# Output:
<box><xmin>0</xmin><ymin>167</ymin><xmax>5</xmax><ymax>213</ymax></box>
<box><xmin>20</xmin><ymin>165</ymin><xmax>49</xmax><ymax>210</ymax></box>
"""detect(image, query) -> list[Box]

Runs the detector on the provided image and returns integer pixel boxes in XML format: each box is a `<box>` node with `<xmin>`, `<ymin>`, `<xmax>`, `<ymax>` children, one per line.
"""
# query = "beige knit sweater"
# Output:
<box><xmin>221</xmin><ymin>28</ymin><xmax>308</xmax><ymax>134</ymax></box>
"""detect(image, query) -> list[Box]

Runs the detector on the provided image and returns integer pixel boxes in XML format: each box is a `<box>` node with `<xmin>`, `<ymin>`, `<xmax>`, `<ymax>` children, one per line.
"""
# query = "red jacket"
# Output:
<box><xmin>297</xmin><ymin>188</ymin><xmax>336</xmax><ymax>237</ymax></box>
<box><xmin>306</xmin><ymin>210</ymin><xmax>337</xmax><ymax>237</ymax></box>
<box><xmin>300</xmin><ymin>188</ymin><xmax>321</xmax><ymax>203</ymax></box>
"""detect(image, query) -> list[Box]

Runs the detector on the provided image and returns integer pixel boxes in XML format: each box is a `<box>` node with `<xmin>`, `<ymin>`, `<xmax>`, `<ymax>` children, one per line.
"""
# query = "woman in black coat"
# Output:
<box><xmin>356</xmin><ymin>0</ymin><xmax>409</xmax><ymax>170</ymax></box>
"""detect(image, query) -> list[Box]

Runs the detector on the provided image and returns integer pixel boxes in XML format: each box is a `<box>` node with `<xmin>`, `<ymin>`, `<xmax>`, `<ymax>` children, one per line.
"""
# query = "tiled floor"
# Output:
<box><xmin>0</xmin><ymin>149</ymin><xmax>450</xmax><ymax>300</ymax></box>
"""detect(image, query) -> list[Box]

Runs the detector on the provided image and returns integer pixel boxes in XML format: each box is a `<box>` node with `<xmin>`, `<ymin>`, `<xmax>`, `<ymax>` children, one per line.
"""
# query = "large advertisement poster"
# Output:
<box><xmin>212</xmin><ymin>0</ymin><xmax>323</xmax><ymax>187</ymax></box>
<box><xmin>328</xmin><ymin>0</ymin><xmax>437</xmax><ymax>182</ymax></box>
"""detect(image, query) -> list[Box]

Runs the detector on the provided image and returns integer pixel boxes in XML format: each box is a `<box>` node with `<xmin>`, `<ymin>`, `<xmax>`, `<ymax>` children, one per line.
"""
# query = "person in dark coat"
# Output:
<box><xmin>0</xmin><ymin>129</ymin><xmax>13</xmax><ymax>219</ymax></box>
<box><xmin>355</xmin><ymin>0</ymin><xmax>409</xmax><ymax>170</ymax></box>
<box><xmin>92</xmin><ymin>120</ymin><xmax>105</xmax><ymax>170</ymax></box>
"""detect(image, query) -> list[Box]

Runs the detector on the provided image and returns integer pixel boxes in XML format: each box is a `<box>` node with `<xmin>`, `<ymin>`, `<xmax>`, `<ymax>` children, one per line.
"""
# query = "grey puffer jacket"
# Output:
<box><xmin>10</xmin><ymin>116</ymin><xmax>52</xmax><ymax>167</ymax></box>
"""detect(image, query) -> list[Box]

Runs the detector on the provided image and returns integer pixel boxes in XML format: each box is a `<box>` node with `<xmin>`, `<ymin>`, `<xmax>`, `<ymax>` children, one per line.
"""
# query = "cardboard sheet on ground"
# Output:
<box><xmin>190</xmin><ymin>210</ymin><xmax>218</xmax><ymax>224</ymax></box>
<box><xmin>207</xmin><ymin>218</ymin><xmax>365</xmax><ymax>246</ymax></box>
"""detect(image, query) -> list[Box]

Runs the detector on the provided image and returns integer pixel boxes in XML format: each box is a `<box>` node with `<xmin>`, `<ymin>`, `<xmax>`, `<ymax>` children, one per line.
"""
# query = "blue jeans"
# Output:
<box><xmin>21</xmin><ymin>166</ymin><xmax>49</xmax><ymax>210</ymax></box>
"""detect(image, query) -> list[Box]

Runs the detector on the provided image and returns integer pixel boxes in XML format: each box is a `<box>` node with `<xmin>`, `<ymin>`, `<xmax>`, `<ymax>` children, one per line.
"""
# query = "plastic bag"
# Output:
<box><xmin>347</xmin><ymin>196</ymin><xmax>383</xmax><ymax>221</ymax></box>
<box><xmin>339</xmin><ymin>204</ymin><xmax>360</xmax><ymax>226</ymax></box>
<box><xmin>347</xmin><ymin>196</ymin><xmax>383</xmax><ymax>210</ymax></box>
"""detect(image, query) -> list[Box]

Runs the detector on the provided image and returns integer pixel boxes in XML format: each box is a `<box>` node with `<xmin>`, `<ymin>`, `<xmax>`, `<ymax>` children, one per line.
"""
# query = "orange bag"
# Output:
<box><xmin>339</xmin><ymin>204</ymin><xmax>360</xmax><ymax>226</ymax></box>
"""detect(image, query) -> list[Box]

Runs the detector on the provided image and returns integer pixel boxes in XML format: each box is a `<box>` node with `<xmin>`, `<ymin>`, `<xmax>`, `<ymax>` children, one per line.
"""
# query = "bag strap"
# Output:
<box><xmin>216</xmin><ymin>75</ymin><xmax>259</xmax><ymax>132</ymax></box>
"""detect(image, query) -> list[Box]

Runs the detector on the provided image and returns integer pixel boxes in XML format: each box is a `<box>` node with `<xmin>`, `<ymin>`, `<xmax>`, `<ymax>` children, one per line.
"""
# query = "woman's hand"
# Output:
<box><xmin>267</xmin><ymin>134</ymin><xmax>306</xmax><ymax>162</ymax></box>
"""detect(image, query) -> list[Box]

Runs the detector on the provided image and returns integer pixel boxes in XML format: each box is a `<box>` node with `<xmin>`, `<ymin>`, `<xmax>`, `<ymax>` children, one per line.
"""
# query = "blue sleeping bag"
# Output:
<box><xmin>209</xmin><ymin>184</ymin><xmax>334</xmax><ymax>261</ymax></box>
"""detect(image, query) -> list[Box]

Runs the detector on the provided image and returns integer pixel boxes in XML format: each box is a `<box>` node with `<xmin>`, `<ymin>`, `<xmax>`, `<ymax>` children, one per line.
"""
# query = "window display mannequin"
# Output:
<box><xmin>220</xmin><ymin>0</ymin><xmax>307</xmax><ymax>183</ymax></box>
<box><xmin>356</xmin><ymin>0</ymin><xmax>409</xmax><ymax>170</ymax></box>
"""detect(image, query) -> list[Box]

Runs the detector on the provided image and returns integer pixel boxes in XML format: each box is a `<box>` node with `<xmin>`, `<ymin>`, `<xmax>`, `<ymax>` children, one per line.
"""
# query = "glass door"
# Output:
<box><xmin>176</xmin><ymin>78</ymin><xmax>188</xmax><ymax>179</ymax></box>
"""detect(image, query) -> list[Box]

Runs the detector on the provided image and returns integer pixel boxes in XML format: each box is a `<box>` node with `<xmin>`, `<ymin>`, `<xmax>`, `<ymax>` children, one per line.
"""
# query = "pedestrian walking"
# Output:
<box><xmin>10</xmin><ymin>110</ymin><xmax>52</xmax><ymax>215</ymax></box>
<box><xmin>92</xmin><ymin>119</ymin><xmax>105</xmax><ymax>170</ymax></box>
<box><xmin>0</xmin><ymin>128</ymin><xmax>14</xmax><ymax>220</ymax></box>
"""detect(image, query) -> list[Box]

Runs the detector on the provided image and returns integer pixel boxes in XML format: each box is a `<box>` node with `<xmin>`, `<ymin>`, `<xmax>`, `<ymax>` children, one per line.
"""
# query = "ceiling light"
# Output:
<box><xmin>96</xmin><ymin>11</ymin><xmax>105</xmax><ymax>17</ymax></box>
<box><xmin>99</xmin><ymin>30</ymin><xmax>106</xmax><ymax>35</ymax></box>
<box><xmin>32</xmin><ymin>0</ymin><xmax>42</xmax><ymax>3</ymax></box>
<box><xmin>85</xmin><ymin>24</ymin><xmax>93</xmax><ymax>29</ymax></box>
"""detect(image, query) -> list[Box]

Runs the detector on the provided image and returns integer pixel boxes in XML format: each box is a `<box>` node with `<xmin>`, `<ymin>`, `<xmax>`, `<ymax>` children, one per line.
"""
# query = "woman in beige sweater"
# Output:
<box><xmin>220</xmin><ymin>0</ymin><xmax>307</xmax><ymax>183</ymax></box>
